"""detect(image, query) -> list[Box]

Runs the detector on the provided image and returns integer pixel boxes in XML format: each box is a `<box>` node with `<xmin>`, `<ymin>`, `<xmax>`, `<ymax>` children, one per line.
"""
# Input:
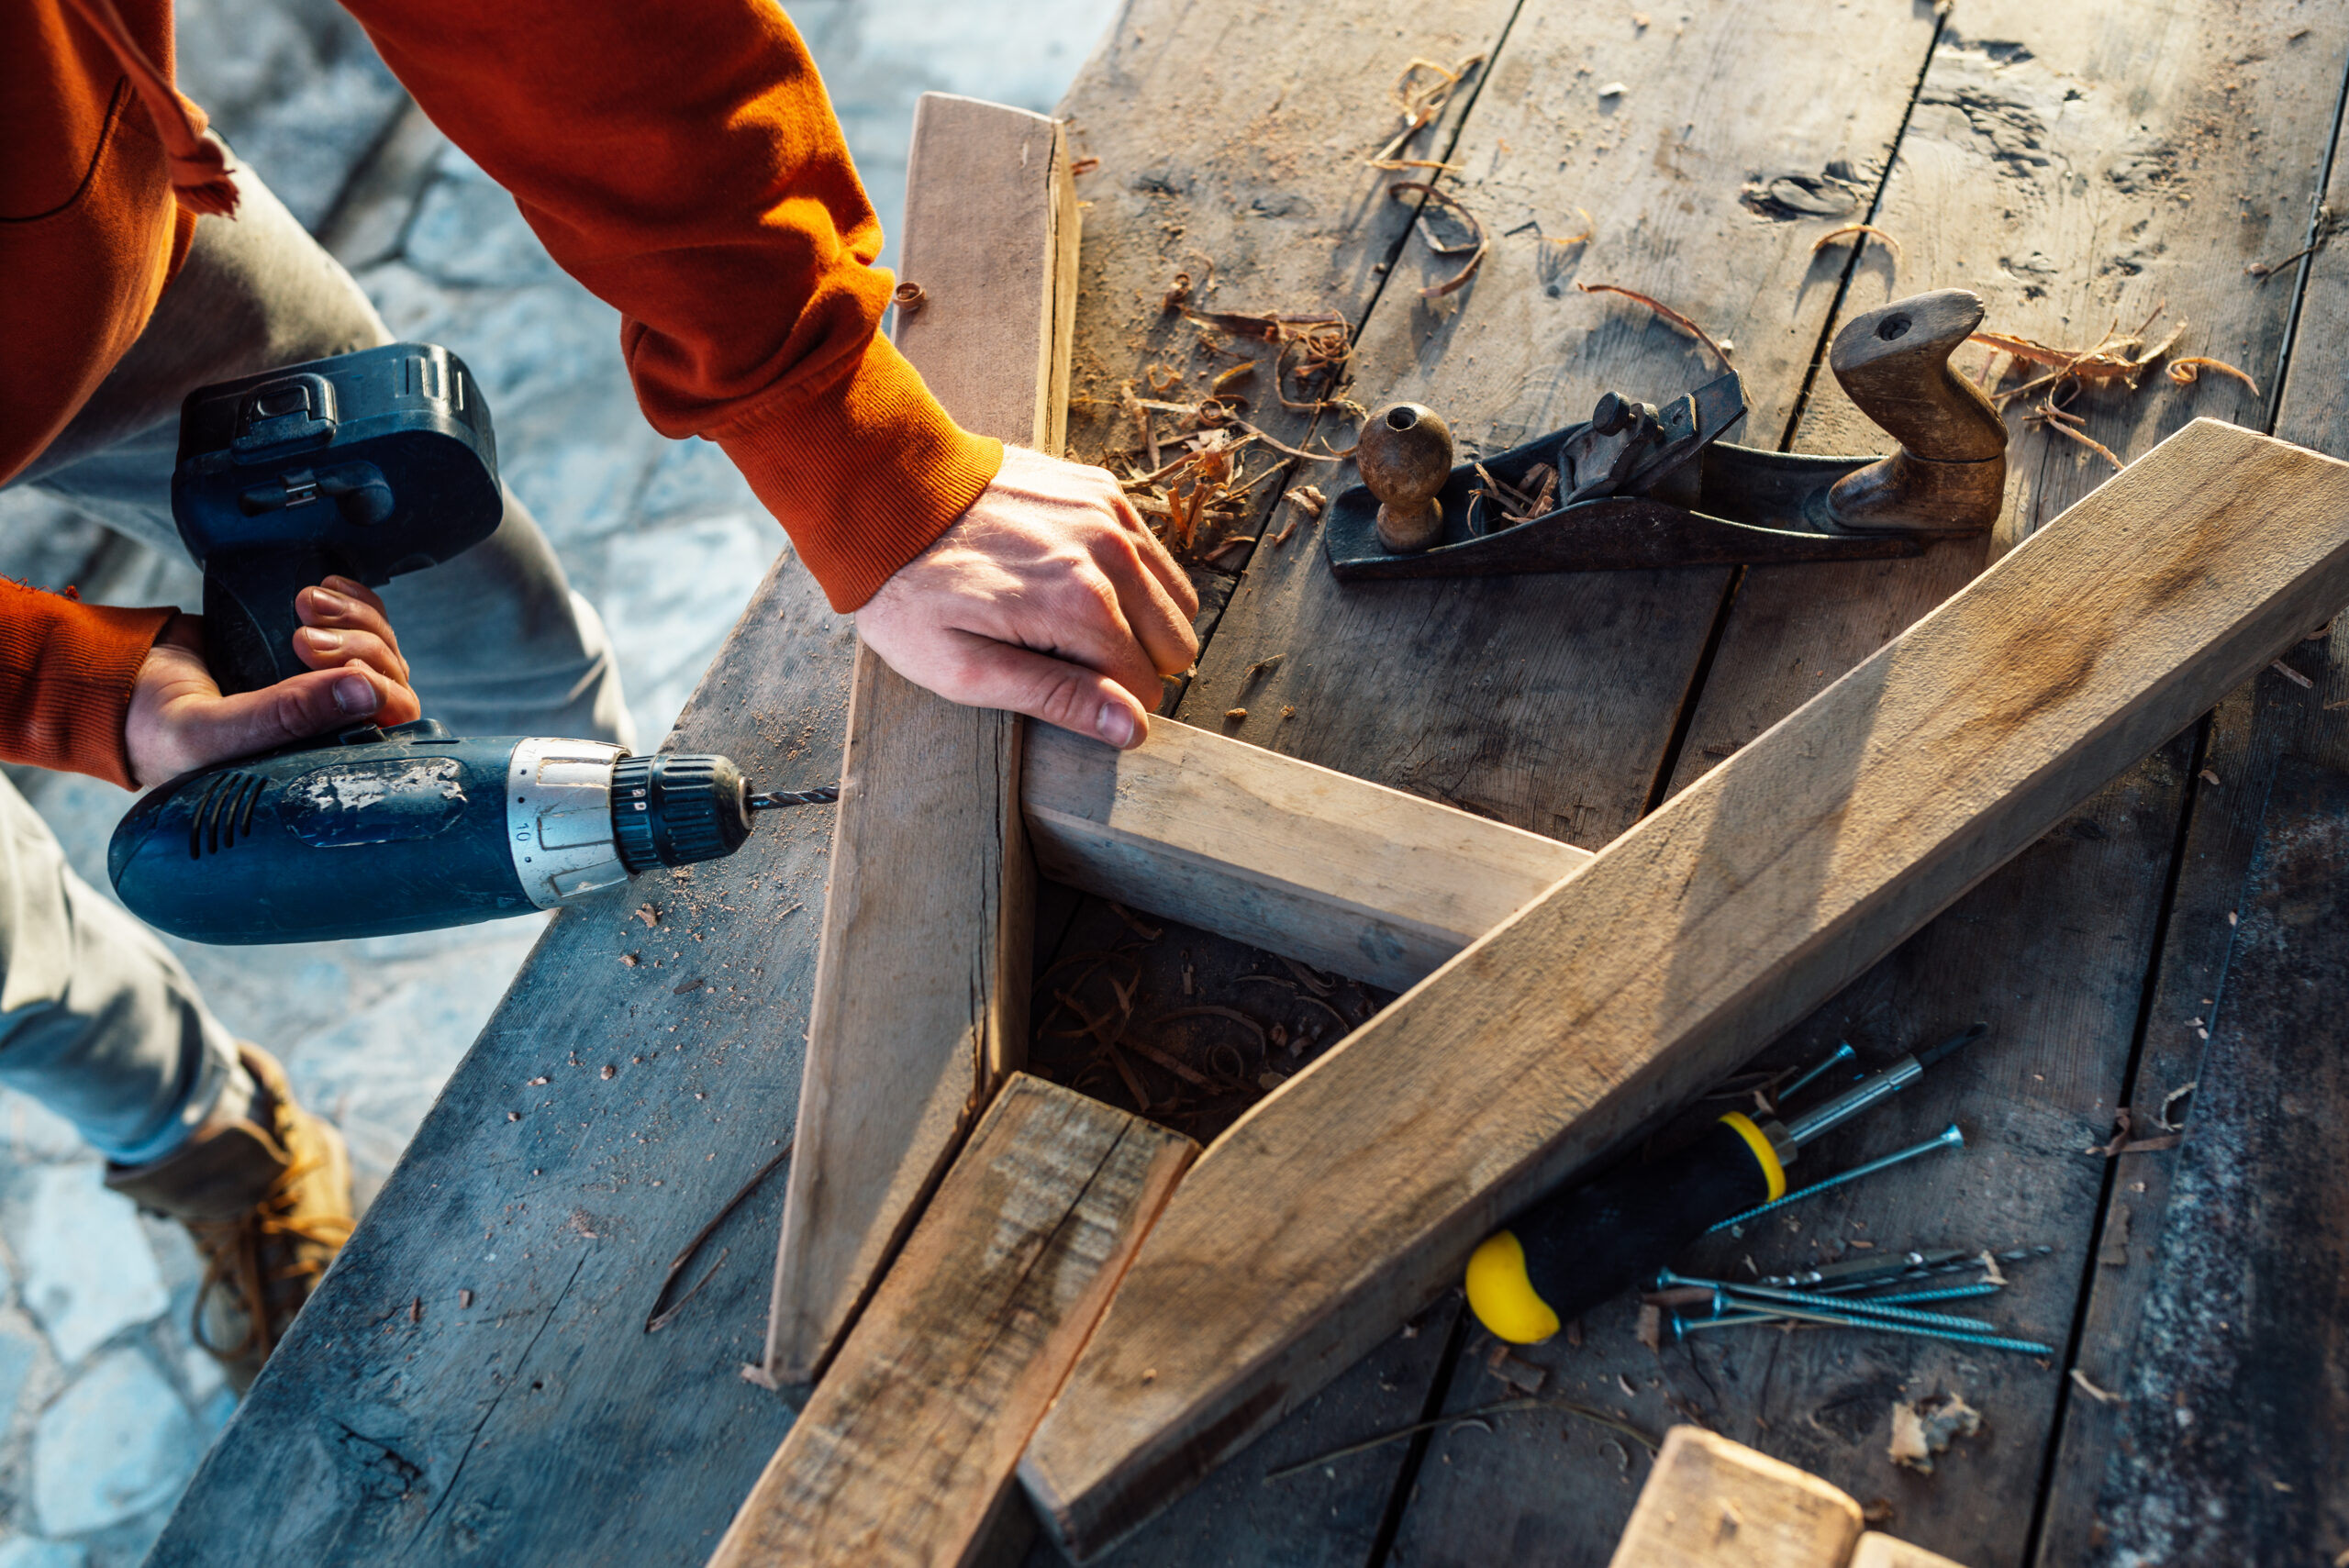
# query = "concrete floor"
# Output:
<box><xmin>0</xmin><ymin>2</ymin><xmax>1116</xmax><ymax>1559</ymax></box>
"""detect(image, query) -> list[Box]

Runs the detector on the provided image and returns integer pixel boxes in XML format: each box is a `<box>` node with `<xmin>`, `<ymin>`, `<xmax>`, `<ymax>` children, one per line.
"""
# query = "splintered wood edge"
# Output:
<box><xmin>761</xmin><ymin>93</ymin><xmax>1074</xmax><ymax>1385</ymax></box>
<box><xmin>1606</xmin><ymin>1428</ymin><xmax>1865</xmax><ymax>1568</ymax></box>
<box><xmin>1022</xmin><ymin>717</ymin><xmax>1593</xmax><ymax>989</ymax></box>
<box><xmin>712</xmin><ymin>1077</ymin><xmax>1197</xmax><ymax>1568</ymax></box>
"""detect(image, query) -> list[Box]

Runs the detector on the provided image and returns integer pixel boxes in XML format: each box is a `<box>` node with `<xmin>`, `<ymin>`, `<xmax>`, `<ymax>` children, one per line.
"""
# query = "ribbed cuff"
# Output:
<box><xmin>714</xmin><ymin>333</ymin><xmax>1004</xmax><ymax>612</ymax></box>
<box><xmin>0</xmin><ymin>584</ymin><xmax>177</xmax><ymax>788</ymax></box>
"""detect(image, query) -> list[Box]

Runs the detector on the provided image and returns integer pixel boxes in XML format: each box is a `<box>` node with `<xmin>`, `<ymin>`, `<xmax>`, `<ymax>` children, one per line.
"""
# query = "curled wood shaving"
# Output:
<box><xmin>2166</xmin><ymin>356</ymin><xmax>2261</xmax><ymax>396</ymax></box>
<box><xmin>1124</xmin><ymin>1035</ymin><xmax>1213</xmax><ymax>1088</ymax></box>
<box><xmin>1576</xmin><ymin>282</ymin><xmax>1733</xmax><ymax>367</ymax></box>
<box><xmin>1271</xmin><ymin>484</ymin><xmax>1327</xmax><ymax>545</ymax></box>
<box><xmin>1069</xmin><ymin>155</ymin><xmax>1101</xmax><ymax>176</ymax></box>
<box><xmin>892</xmin><ymin>281</ymin><xmax>927</xmax><ymax>317</ymax></box>
<box><xmin>1388</xmin><ymin>181</ymin><xmax>1488</xmax><ymax>298</ymax></box>
<box><xmin>1370</xmin><ymin>53</ymin><xmax>1486</xmax><ymax>166</ymax></box>
<box><xmin>1153</xmin><ymin>1004</ymin><xmax>1270</xmax><ymax>1051</ymax></box>
<box><xmin>1809</xmin><ymin>223</ymin><xmax>1903</xmax><ymax>261</ymax></box>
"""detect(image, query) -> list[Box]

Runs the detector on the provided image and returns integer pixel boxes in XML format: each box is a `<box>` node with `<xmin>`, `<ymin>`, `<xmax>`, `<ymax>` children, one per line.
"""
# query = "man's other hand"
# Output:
<box><xmin>125</xmin><ymin>576</ymin><xmax>422</xmax><ymax>788</ymax></box>
<box><xmin>855</xmin><ymin>447</ymin><xmax>1201</xmax><ymax>749</ymax></box>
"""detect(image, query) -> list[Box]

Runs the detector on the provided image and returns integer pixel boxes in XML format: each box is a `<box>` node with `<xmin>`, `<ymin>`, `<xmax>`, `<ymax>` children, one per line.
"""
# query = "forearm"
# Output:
<box><xmin>338</xmin><ymin>0</ymin><xmax>1000</xmax><ymax>607</ymax></box>
<box><xmin>0</xmin><ymin>582</ymin><xmax>175</xmax><ymax>787</ymax></box>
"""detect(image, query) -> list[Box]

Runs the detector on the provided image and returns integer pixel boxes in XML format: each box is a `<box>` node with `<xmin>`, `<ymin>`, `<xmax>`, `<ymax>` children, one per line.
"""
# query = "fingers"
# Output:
<box><xmin>1091</xmin><ymin>525</ymin><xmax>1199</xmax><ymax>678</ymax></box>
<box><xmin>161</xmin><ymin>663</ymin><xmax>418</xmax><ymax>773</ymax></box>
<box><xmin>1108</xmin><ymin>485</ymin><xmax>1200</xmax><ymax>618</ymax></box>
<box><xmin>945</xmin><ymin>637</ymin><xmax>1152</xmax><ymax>750</ymax></box>
<box><xmin>297</xmin><ymin>576</ymin><xmax>409</xmax><ymax>683</ymax></box>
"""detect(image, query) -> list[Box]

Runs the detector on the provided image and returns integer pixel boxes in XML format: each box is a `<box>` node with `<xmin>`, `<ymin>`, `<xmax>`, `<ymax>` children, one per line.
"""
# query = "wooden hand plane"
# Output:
<box><xmin>1323</xmin><ymin>289</ymin><xmax>2008</xmax><ymax>580</ymax></box>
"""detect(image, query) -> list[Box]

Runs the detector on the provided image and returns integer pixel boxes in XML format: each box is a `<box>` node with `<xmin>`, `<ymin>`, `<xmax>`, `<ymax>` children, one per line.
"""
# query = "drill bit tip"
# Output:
<box><xmin>747</xmin><ymin>785</ymin><xmax>841</xmax><ymax>810</ymax></box>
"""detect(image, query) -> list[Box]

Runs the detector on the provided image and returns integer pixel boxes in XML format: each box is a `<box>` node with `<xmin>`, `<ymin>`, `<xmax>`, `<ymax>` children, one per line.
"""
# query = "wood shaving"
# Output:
<box><xmin>1576</xmin><ymin>282</ymin><xmax>1733</xmax><ymax>367</ymax></box>
<box><xmin>1069</xmin><ymin>155</ymin><xmax>1100</xmax><ymax>176</ymax></box>
<box><xmin>1370</xmin><ymin>54</ymin><xmax>1486</xmax><ymax>166</ymax></box>
<box><xmin>1106</xmin><ymin>902</ymin><xmax>1163</xmax><ymax>940</ymax></box>
<box><xmin>2069</xmin><ymin>1368</ymin><xmax>2127</xmax><ymax>1406</ymax></box>
<box><xmin>891</xmin><ymin>281</ymin><xmax>926</xmax><ymax>317</ymax></box>
<box><xmin>2166</xmin><ymin>356</ymin><xmax>2261</xmax><ymax>396</ymax></box>
<box><xmin>1389</xmin><ymin>181</ymin><xmax>1487</xmax><ymax>298</ymax></box>
<box><xmin>2271</xmin><ymin>659</ymin><xmax>2314</xmax><ymax>688</ymax></box>
<box><xmin>1809</xmin><ymin>223</ymin><xmax>1902</xmax><ymax>261</ymax></box>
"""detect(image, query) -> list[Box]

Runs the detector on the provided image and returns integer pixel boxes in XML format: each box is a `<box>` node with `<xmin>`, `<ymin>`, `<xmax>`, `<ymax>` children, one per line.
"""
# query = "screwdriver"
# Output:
<box><xmin>1464</xmin><ymin>1023</ymin><xmax>1987</xmax><ymax>1343</ymax></box>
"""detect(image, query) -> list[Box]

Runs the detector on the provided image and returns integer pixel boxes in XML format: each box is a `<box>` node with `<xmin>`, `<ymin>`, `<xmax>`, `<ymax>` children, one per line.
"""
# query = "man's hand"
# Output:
<box><xmin>125</xmin><ymin>576</ymin><xmax>421</xmax><ymax>788</ymax></box>
<box><xmin>855</xmin><ymin>446</ymin><xmax>1201</xmax><ymax>749</ymax></box>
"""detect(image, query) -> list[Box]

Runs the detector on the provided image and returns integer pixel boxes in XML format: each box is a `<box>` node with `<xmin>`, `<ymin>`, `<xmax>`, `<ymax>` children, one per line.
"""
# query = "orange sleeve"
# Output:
<box><xmin>0</xmin><ymin>581</ymin><xmax>175</xmax><ymax>788</ymax></box>
<box><xmin>337</xmin><ymin>0</ymin><xmax>1003</xmax><ymax>611</ymax></box>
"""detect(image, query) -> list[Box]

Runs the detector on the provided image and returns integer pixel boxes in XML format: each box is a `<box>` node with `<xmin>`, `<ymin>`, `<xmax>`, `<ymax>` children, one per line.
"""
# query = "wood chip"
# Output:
<box><xmin>2069</xmin><ymin>1368</ymin><xmax>2127</xmax><ymax>1406</ymax></box>
<box><xmin>2270</xmin><ymin>659</ymin><xmax>2314</xmax><ymax>688</ymax></box>
<box><xmin>1887</xmin><ymin>1393</ymin><xmax>1980</xmax><ymax>1473</ymax></box>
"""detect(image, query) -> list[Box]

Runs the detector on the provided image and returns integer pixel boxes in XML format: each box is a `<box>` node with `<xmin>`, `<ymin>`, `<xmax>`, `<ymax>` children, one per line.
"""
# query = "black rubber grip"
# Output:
<box><xmin>1513</xmin><ymin>1119</ymin><xmax>1776</xmax><ymax>1326</ymax></box>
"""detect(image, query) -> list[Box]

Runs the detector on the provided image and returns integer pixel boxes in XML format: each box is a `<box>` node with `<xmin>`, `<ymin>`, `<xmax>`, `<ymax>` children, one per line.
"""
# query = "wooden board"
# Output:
<box><xmin>1173</xmin><ymin>0</ymin><xmax>1944</xmax><ymax>849</ymax></box>
<box><xmin>1852</xmin><ymin>1535</ymin><xmax>1970</xmax><ymax>1568</ymax></box>
<box><xmin>763</xmin><ymin>95</ymin><xmax>1074</xmax><ymax>1385</ymax></box>
<box><xmin>1020</xmin><ymin>420</ymin><xmax>2349</xmax><ymax>1558</ymax></box>
<box><xmin>2057</xmin><ymin>757</ymin><xmax>2349</xmax><ymax>1562</ymax></box>
<box><xmin>709</xmin><ymin>1075</ymin><xmax>1192</xmax><ymax>1568</ymax></box>
<box><xmin>148</xmin><ymin>550</ymin><xmax>856</xmax><ymax>1565</ymax></box>
<box><xmin>2033</xmin><ymin>108</ymin><xmax>2349</xmax><ymax>1562</ymax></box>
<box><xmin>1024</xmin><ymin>717</ymin><xmax>1590</xmax><ymax>990</ymax></box>
<box><xmin>1391</xmin><ymin>9</ymin><xmax>2349</xmax><ymax>1565</ymax></box>
<box><xmin>1607</xmin><ymin>1428</ymin><xmax>1864</xmax><ymax>1568</ymax></box>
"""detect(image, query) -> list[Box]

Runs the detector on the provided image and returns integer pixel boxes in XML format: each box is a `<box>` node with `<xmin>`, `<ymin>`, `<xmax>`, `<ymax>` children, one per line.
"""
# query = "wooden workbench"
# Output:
<box><xmin>151</xmin><ymin>3</ymin><xmax>2349</xmax><ymax>1564</ymax></box>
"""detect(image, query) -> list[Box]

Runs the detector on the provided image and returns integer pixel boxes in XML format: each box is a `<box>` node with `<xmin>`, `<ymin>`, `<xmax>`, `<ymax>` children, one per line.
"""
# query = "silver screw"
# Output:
<box><xmin>1863</xmin><ymin>1281</ymin><xmax>2003</xmax><ymax>1307</ymax></box>
<box><xmin>1669</xmin><ymin>1306</ymin><xmax>2052</xmax><ymax>1357</ymax></box>
<box><xmin>1709</xmin><ymin>1122</ymin><xmax>1965</xmax><ymax>1234</ymax></box>
<box><xmin>1778</xmin><ymin>1042</ymin><xmax>1858</xmax><ymax>1106</ymax></box>
<box><xmin>1656</xmin><ymin>1269</ymin><xmax>2000</xmax><ymax>1334</ymax></box>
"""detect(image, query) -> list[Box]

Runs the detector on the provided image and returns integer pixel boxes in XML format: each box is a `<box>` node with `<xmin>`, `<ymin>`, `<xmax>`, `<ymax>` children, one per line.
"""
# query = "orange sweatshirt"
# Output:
<box><xmin>1</xmin><ymin>0</ymin><xmax>1001</xmax><ymax>788</ymax></box>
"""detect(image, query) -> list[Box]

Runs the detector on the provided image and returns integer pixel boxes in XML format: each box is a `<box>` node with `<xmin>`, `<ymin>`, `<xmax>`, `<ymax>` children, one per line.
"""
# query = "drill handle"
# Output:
<box><xmin>200</xmin><ymin>546</ymin><xmax>342</xmax><ymax>696</ymax></box>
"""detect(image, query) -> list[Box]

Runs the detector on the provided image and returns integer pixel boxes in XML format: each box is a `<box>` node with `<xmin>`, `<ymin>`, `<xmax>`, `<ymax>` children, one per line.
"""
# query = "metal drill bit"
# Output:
<box><xmin>1709</xmin><ymin>1124</ymin><xmax>1965</xmax><ymax>1234</ymax></box>
<box><xmin>747</xmin><ymin>786</ymin><xmax>841</xmax><ymax>810</ymax></box>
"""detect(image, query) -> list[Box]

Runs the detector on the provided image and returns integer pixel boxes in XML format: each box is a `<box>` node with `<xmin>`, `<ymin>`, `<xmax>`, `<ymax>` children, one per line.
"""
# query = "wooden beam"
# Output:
<box><xmin>1605</xmin><ymin>1428</ymin><xmax>1865</xmax><ymax>1568</ymax></box>
<box><xmin>1020</xmin><ymin>420</ymin><xmax>2349</xmax><ymax>1556</ymax></box>
<box><xmin>712</xmin><ymin>1075</ymin><xmax>1194</xmax><ymax>1568</ymax></box>
<box><xmin>1852</xmin><ymin>1534</ymin><xmax>1972</xmax><ymax>1568</ymax></box>
<box><xmin>1023</xmin><ymin>719</ymin><xmax>1592</xmax><ymax>990</ymax></box>
<box><xmin>763</xmin><ymin>95</ymin><xmax>1077</xmax><ymax>1385</ymax></box>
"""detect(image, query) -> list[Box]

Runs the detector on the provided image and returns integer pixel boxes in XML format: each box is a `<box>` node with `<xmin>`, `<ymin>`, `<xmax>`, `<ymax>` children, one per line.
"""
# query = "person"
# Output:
<box><xmin>3</xmin><ymin>0</ymin><xmax>1198</xmax><ymax>1388</ymax></box>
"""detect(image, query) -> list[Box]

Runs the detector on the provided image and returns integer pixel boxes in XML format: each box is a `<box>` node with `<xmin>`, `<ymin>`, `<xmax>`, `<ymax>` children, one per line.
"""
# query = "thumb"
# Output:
<box><xmin>170</xmin><ymin>666</ymin><xmax>391</xmax><ymax>768</ymax></box>
<box><xmin>953</xmin><ymin>639</ymin><xmax>1152</xmax><ymax>750</ymax></box>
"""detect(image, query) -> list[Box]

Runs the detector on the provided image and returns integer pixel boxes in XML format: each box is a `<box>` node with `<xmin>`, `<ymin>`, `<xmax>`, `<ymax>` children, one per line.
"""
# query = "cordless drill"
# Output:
<box><xmin>107</xmin><ymin>342</ymin><xmax>830</xmax><ymax>945</ymax></box>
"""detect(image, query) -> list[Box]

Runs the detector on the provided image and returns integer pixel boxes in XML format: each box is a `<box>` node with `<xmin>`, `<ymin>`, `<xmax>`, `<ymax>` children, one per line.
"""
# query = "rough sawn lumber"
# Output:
<box><xmin>1606</xmin><ymin>1427</ymin><xmax>1865</xmax><ymax>1568</ymax></box>
<box><xmin>711</xmin><ymin>1074</ymin><xmax>1192</xmax><ymax>1568</ymax></box>
<box><xmin>764</xmin><ymin>95</ymin><xmax>1078</xmax><ymax>1385</ymax></box>
<box><xmin>1023</xmin><ymin>718</ymin><xmax>1592</xmax><ymax>991</ymax></box>
<box><xmin>1020</xmin><ymin>419</ymin><xmax>2349</xmax><ymax>1556</ymax></box>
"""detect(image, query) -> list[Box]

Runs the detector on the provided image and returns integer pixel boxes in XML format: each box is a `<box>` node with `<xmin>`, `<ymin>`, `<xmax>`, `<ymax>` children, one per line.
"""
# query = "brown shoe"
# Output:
<box><xmin>106</xmin><ymin>1044</ymin><xmax>353</xmax><ymax>1392</ymax></box>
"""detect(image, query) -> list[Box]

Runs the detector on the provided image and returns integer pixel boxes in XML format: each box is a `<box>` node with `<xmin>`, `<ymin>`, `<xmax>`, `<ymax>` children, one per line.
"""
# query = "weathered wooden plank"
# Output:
<box><xmin>1852</xmin><ymin>1534</ymin><xmax>1970</xmax><ymax>1568</ymax></box>
<box><xmin>1668</xmin><ymin>0</ymin><xmax>2348</xmax><ymax>796</ymax></box>
<box><xmin>711</xmin><ymin>1075</ymin><xmax>1191</xmax><ymax>1568</ymax></box>
<box><xmin>1021</xmin><ymin>421</ymin><xmax>2349</xmax><ymax>1558</ymax></box>
<box><xmin>1391</xmin><ymin>11</ymin><xmax>2349</xmax><ymax>1565</ymax></box>
<box><xmin>2067</xmin><ymin>757</ymin><xmax>2349</xmax><ymax>1562</ymax></box>
<box><xmin>149</xmin><ymin>550</ymin><xmax>855</xmax><ymax>1565</ymax></box>
<box><xmin>1024</xmin><ymin>717</ymin><xmax>1590</xmax><ymax>990</ymax></box>
<box><xmin>2034</xmin><ymin>93</ymin><xmax>2349</xmax><ymax>1562</ymax></box>
<box><xmin>1011</xmin><ymin>8</ymin><xmax>1536</xmax><ymax>1559</ymax></box>
<box><xmin>1608</xmin><ymin>1428</ymin><xmax>1865</xmax><ymax>1568</ymax></box>
<box><xmin>764</xmin><ymin>95</ymin><xmax>1074</xmax><ymax>1385</ymax></box>
<box><xmin>1175</xmin><ymin>0</ymin><xmax>1943</xmax><ymax>847</ymax></box>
